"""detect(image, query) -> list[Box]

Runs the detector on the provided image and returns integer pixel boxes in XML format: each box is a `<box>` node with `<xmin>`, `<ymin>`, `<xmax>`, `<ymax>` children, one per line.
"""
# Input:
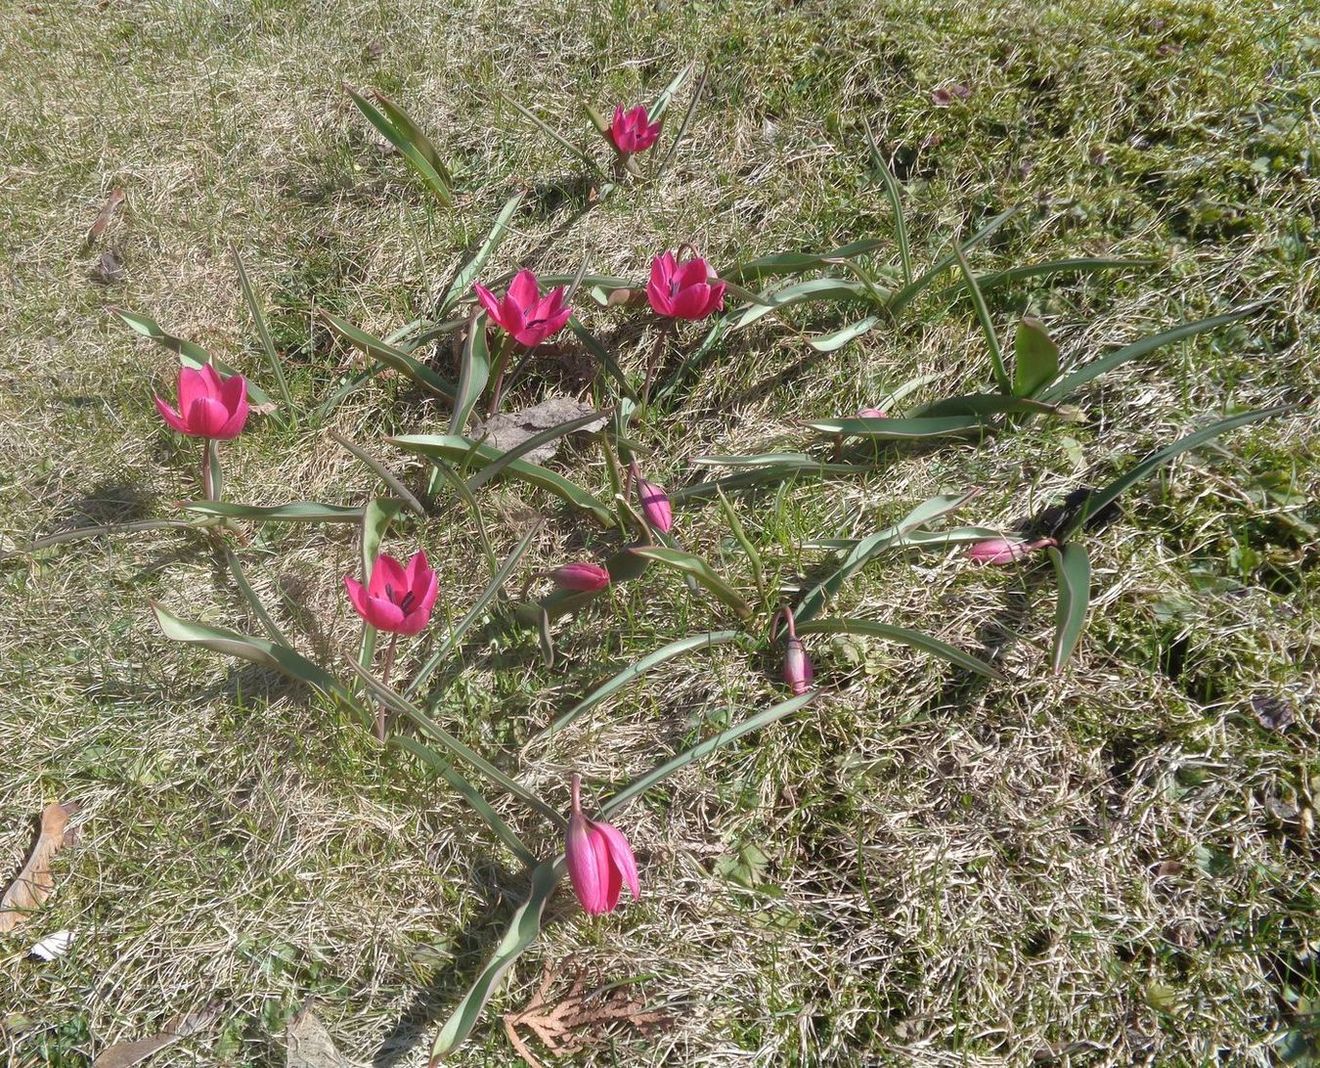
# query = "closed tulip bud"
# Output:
<box><xmin>155</xmin><ymin>363</ymin><xmax>249</xmax><ymax>440</ymax></box>
<box><xmin>609</xmin><ymin>105</ymin><xmax>661</xmax><ymax>155</ymax></box>
<box><xmin>857</xmin><ymin>406</ymin><xmax>888</xmax><ymax>419</ymax></box>
<box><xmin>549</xmin><ymin>562</ymin><xmax>611</xmax><ymax>593</ymax></box>
<box><xmin>965</xmin><ymin>536</ymin><xmax>1056</xmax><ymax>565</ymax></box>
<box><xmin>473</xmin><ymin>269</ymin><xmax>571</xmax><ymax>349</ymax></box>
<box><xmin>646</xmin><ymin>250</ymin><xmax>726</xmax><ymax>321</ymax></box>
<box><xmin>564</xmin><ymin>773</ymin><xmax>640</xmax><ymax>916</ymax></box>
<box><xmin>778</xmin><ymin>605</ymin><xmax>814</xmax><ymax>695</ymax></box>
<box><xmin>629</xmin><ymin>461</ymin><xmax>673</xmax><ymax>534</ymax></box>
<box><xmin>344</xmin><ymin>550</ymin><xmax>440</xmax><ymax>634</ymax></box>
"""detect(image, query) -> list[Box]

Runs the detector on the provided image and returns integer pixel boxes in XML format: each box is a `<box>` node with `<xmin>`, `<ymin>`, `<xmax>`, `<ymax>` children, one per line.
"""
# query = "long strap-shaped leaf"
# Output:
<box><xmin>1038</xmin><ymin>303</ymin><xmax>1268</xmax><ymax>403</ymax></box>
<box><xmin>232</xmin><ymin>248</ymin><xmax>294</xmax><ymax>412</ymax></box>
<box><xmin>806</xmin><ymin>415</ymin><xmax>988</xmax><ymax>440</ymax></box>
<box><xmin>429</xmin><ymin>689</ymin><xmax>817</xmax><ymax>1063</ymax></box>
<box><xmin>530</xmin><ymin>631</ymin><xmax>746</xmax><ymax>747</ymax></box>
<box><xmin>952</xmin><ymin>239</ymin><xmax>1010</xmax><ymax>394</ymax></box>
<box><xmin>464</xmin><ymin>409</ymin><xmax>608</xmax><ymax>493</ymax></box>
<box><xmin>390</xmin><ymin>434</ymin><xmax>614</xmax><ymax>526</ymax></box>
<box><xmin>182</xmin><ymin>501</ymin><xmax>364</xmax><ymax>523</ymax></box>
<box><xmin>628</xmin><ymin>546</ymin><xmax>753</xmax><ymax>619</ymax></box>
<box><xmin>394</xmin><ymin>736</ymin><xmax>536</xmax><ymax>868</ymax></box>
<box><xmin>886</xmin><ymin>205</ymin><xmax>1021</xmax><ymax>316</ymax></box>
<box><xmin>450</xmin><ymin>315</ymin><xmax>490</xmax><ymax>434</ymax></box>
<box><xmin>1064</xmin><ymin>402</ymin><xmax>1300</xmax><ymax>538</ymax></box>
<box><xmin>152</xmin><ymin>603</ymin><xmax>358</xmax><ymax>707</ymax></box>
<box><xmin>794</xmin><ymin>618</ymin><xmax>1002</xmax><ymax>680</ymax></box>
<box><xmin>1048</xmin><ymin>544</ymin><xmax>1091</xmax><ymax>672</ymax></box>
<box><xmin>320</xmin><ymin>310</ymin><xmax>457</xmax><ymax>398</ymax></box>
<box><xmin>346</xmin><ymin>85</ymin><xmax>453</xmax><ymax>206</ymax></box>
<box><xmin>794</xmin><ymin>489</ymin><xmax>978</xmax><ymax>623</ymax></box>
<box><xmin>437</xmin><ymin>193</ymin><xmax>523</xmax><ymax>316</ymax></box>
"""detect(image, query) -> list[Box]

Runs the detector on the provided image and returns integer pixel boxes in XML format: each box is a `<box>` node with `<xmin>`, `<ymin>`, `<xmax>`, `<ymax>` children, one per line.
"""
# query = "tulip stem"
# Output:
<box><xmin>640</xmin><ymin>322</ymin><xmax>674</xmax><ymax>407</ymax></box>
<box><xmin>376</xmin><ymin>633</ymin><xmax>399</xmax><ymax>741</ymax></box>
<box><xmin>486</xmin><ymin>335</ymin><xmax>518</xmax><ymax>416</ymax></box>
<box><xmin>201</xmin><ymin>440</ymin><xmax>221</xmax><ymax>502</ymax></box>
<box><xmin>570</xmin><ymin>772</ymin><xmax>583</xmax><ymax>814</ymax></box>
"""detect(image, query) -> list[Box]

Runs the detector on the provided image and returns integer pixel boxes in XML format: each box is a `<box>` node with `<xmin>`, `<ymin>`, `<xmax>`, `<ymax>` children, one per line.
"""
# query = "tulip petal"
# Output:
<box><xmin>473</xmin><ymin>283</ymin><xmax>505</xmax><ymax>330</ymax></box>
<box><xmin>507</xmin><ymin>269</ymin><xmax>540</xmax><ymax>312</ymax></box>
<box><xmin>177</xmin><ymin>367</ymin><xmax>208</xmax><ymax>414</ymax></box>
<box><xmin>671</xmin><ymin>283</ymin><xmax>712</xmax><ymax>320</ymax></box>
<box><xmin>369</xmin><ymin>552</ymin><xmax>408</xmax><ymax>599</ymax></box>
<box><xmin>675</xmin><ymin>258</ymin><xmax>709</xmax><ymax>289</ymax></box>
<box><xmin>215</xmin><ymin>392</ymin><xmax>250</xmax><ymax>440</ymax></box>
<box><xmin>364</xmin><ymin>595</ymin><xmax>406</xmax><ymax>631</ymax></box>
<box><xmin>595</xmin><ymin>820</ymin><xmax>640</xmax><ymax>902</ymax></box>
<box><xmin>187</xmin><ymin>396</ymin><xmax>231</xmax><ymax>438</ymax></box>
<box><xmin>705</xmin><ymin>280</ymin><xmax>727</xmax><ymax>313</ymax></box>
<box><xmin>566</xmin><ymin>814</ymin><xmax>604</xmax><ymax>914</ymax></box>
<box><xmin>344</xmin><ymin>576</ymin><xmax>371</xmax><ymax>621</ymax></box>
<box><xmin>591</xmin><ymin>825</ymin><xmax>622</xmax><ymax>911</ymax></box>
<box><xmin>154</xmin><ymin>395</ymin><xmax>190</xmax><ymax>434</ymax></box>
<box><xmin>199</xmin><ymin>362</ymin><xmax>226</xmax><ymax>399</ymax></box>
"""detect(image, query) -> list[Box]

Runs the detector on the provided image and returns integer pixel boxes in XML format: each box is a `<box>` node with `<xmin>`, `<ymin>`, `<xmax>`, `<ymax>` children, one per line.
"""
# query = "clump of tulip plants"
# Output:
<box><xmin>4</xmin><ymin>68</ymin><xmax>1302</xmax><ymax>1065</ymax></box>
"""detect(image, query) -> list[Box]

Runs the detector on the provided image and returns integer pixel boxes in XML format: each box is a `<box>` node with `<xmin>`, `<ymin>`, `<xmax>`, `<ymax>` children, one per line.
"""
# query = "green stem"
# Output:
<box><xmin>376</xmin><ymin>632</ymin><xmax>399</xmax><ymax>741</ymax></box>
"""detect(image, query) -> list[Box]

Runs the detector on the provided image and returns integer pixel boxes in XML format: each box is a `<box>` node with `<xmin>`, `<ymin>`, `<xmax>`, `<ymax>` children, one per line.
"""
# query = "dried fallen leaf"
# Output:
<box><xmin>0</xmin><ymin>800</ymin><xmax>78</xmax><ymax>934</ymax></box>
<box><xmin>1251</xmin><ymin>694</ymin><xmax>1294</xmax><ymax>732</ymax></box>
<box><xmin>92</xmin><ymin>1002</ymin><xmax>222</xmax><ymax>1068</ymax></box>
<box><xmin>475</xmin><ymin>397</ymin><xmax>605</xmax><ymax>465</ymax></box>
<box><xmin>503</xmin><ymin>960</ymin><xmax>672</xmax><ymax>1067</ymax></box>
<box><xmin>89</xmin><ymin>248</ymin><xmax>126</xmax><ymax>285</ymax></box>
<box><xmin>85</xmin><ymin>187</ymin><xmax>126</xmax><ymax>248</ymax></box>
<box><xmin>286</xmin><ymin>1005</ymin><xmax>347</xmax><ymax>1068</ymax></box>
<box><xmin>29</xmin><ymin>929</ymin><xmax>75</xmax><ymax>960</ymax></box>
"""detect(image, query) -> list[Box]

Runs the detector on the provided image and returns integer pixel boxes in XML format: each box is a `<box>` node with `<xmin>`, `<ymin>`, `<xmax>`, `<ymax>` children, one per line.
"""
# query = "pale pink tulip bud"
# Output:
<box><xmin>965</xmin><ymin>536</ymin><xmax>1056</xmax><ymax>565</ymax></box>
<box><xmin>779</xmin><ymin>605</ymin><xmax>814</xmax><ymax>695</ymax></box>
<box><xmin>630</xmin><ymin>461</ymin><xmax>673</xmax><ymax>534</ymax></box>
<box><xmin>549</xmin><ymin>562</ymin><xmax>611</xmax><ymax>593</ymax></box>
<box><xmin>564</xmin><ymin>774</ymin><xmax>640</xmax><ymax>916</ymax></box>
<box><xmin>857</xmin><ymin>406</ymin><xmax>887</xmax><ymax>419</ymax></box>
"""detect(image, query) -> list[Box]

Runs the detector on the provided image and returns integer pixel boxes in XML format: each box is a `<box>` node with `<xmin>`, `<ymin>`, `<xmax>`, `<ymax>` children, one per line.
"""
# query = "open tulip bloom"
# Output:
<box><xmin>646</xmin><ymin>250</ymin><xmax>726</xmax><ymax>322</ymax></box>
<box><xmin>565</xmin><ymin>774</ymin><xmax>640</xmax><ymax>916</ymax></box>
<box><xmin>345</xmin><ymin>550</ymin><xmax>439</xmax><ymax>636</ymax></box>
<box><xmin>473</xmin><ymin>270</ymin><xmax>571</xmax><ymax>350</ymax></box>
<box><xmin>609</xmin><ymin>105</ymin><xmax>661</xmax><ymax>156</ymax></box>
<box><xmin>155</xmin><ymin>364</ymin><xmax>250</xmax><ymax>441</ymax></box>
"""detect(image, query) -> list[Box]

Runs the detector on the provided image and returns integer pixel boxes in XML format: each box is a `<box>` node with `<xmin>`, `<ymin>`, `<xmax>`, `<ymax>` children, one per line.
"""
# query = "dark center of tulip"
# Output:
<box><xmin>384</xmin><ymin>584</ymin><xmax>417</xmax><ymax>613</ymax></box>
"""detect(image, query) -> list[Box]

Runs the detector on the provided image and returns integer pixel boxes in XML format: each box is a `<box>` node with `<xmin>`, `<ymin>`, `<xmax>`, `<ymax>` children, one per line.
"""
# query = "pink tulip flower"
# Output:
<box><xmin>629</xmin><ymin>461</ymin><xmax>673</xmax><ymax>534</ymax></box>
<box><xmin>610</xmin><ymin>105</ymin><xmax>661</xmax><ymax>155</ymax></box>
<box><xmin>550</xmin><ymin>562</ymin><xmax>611</xmax><ymax>593</ymax></box>
<box><xmin>344</xmin><ymin>551</ymin><xmax>439</xmax><ymax>635</ymax></box>
<box><xmin>154</xmin><ymin>364</ymin><xmax>249</xmax><ymax>440</ymax></box>
<box><xmin>565</xmin><ymin>773</ymin><xmax>640</xmax><ymax>916</ymax></box>
<box><xmin>965</xmin><ymin>536</ymin><xmax>1056</xmax><ymax>565</ymax></box>
<box><xmin>646</xmin><ymin>250</ymin><xmax>726</xmax><ymax>321</ymax></box>
<box><xmin>779</xmin><ymin>606</ymin><xmax>814</xmax><ymax>695</ymax></box>
<box><xmin>473</xmin><ymin>269</ymin><xmax>572</xmax><ymax>348</ymax></box>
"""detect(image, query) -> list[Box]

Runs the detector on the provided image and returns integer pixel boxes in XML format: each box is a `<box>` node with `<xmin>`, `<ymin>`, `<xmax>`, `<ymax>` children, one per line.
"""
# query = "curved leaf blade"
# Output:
<box><xmin>807</xmin><ymin>415</ymin><xmax>988</xmax><ymax>440</ymax></box>
<box><xmin>346</xmin><ymin>85</ymin><xmax>453</xmax><ymax>206</ymax></box>
<box><xmin>808</xmin><ymin>315</ymin><xmax>878</xmax><ymax>353</ymax></box>
<box><xmin>1012</xmin><ymin>316</ymin><xmax>1060</xmax><ymax>398</ymax></box>
<box><xmin>438</xmin><ymin>193</ymin><xmax>523</xmax><ymax>315</ymax></box>
<box><xmin>628</xmin><ymin>546</ymin><xmax>753</xmax><ymax>619</ymax></box>
<box><xmin>1048</xmin><ymin>544</ymin><xmax>1091</xmax><ymax>672</ymax></box>
<box><xmin>232</xmin><ymin>248</ymin><xmax>294</xmax><ymax>412</ymax></box>
<box><xmin>450</xmin><ymin>316</ymin><xmax>490</xmax><ymax>435</ymax></box>
<box><xmin>794</xmin><ymin>618</ymin><xmax>1002</xmax><ymax>679</ymax></box>
<box><xmin>320</xmin><ymin>310</ymin><xmax>456</xmax><ymax>398</ymax></box>
<box><xmin>182</xmin><ymin>501</ymin><xmax>364</xmax><ymax>523</ymax></box>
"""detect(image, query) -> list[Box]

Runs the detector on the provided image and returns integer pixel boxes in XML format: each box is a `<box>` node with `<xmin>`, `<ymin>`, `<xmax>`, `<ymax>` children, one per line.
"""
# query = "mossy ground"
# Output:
<box><xmin>1</xmin><ymin>1</ymin><xmax>1317</xmax><ymax>1065</ymax></box>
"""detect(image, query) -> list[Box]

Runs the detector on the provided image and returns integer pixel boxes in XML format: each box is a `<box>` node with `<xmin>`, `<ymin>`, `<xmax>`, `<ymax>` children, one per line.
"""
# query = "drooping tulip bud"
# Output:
<box><xmin>646</xmin><ymin>250</ymin><xmax>726</xmax><ymax>321</ymax></box>
<box><xmin>473</xmin><ymin>269</ymin><xmax>571</xmax><ymax>349</ymax></box>
<box><xmin>965</xmin><ymin>536</ymin><xmax>1056</xmax><ymax>565</ymax></box>
<box><xmin>549</xmin><ymin>562</ymin><xmax>611</xmax><ymax>593</ymax></box>
<box><xmin>344</xmin><ymin>550</ymin><xmax>440</xmax><ymax>634</ymax></box>
<box><xmin>609</xmin><ymin>105</ymin><xmax>661</xmax><ymax>155</ymax></box>
<box><xmin>630</xmin><ymin>461</ymin><xmax>673</xmax><ymax>534</ymax></box>
<box><xmin>564</xmin><ymin>773</ymin><xmax>640</xmax><ymax>916</ymax></box>
<box><xmin>857</xmin><ymin>406</ymin><xmax>888</xmax><ymax>419</ymax></box>
<box><xmin>779</xmin><ymin>605</ymin><xmax>814</xmax><ymax>695</ymax></box>
<box><xmin>155</xmin><ymin>364</ymin><xmax>249</xmax><ymax>440</ymax></box>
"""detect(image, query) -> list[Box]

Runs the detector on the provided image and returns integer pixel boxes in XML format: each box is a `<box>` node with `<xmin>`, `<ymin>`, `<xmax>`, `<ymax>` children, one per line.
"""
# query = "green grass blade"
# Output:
<box><xmin>653</xmin><ymin>66</ymin><xmax>706</xmax><ymax>181</ymax></box>
<box><xmin>320</xmin><ymin>310</ymin><xmax>456</xmax><ymax>399</ymax></box>
<box><xmin>152</xmin><ymin>603</ymin><xmax>356</xmax><ymax>706</ymax></box>
<box><xmin>181</xmin><ymin>501</ymin><xmax>365</xmax><ymax>523</ymax></box>
<box><xmin>953</xmin><ymin>239</ymin><xmax>1010</xmax><ymax>394</ymax></box>
<box><xmin>438</xmin><ymin>193</ymin><xmax>523</xmax><ymax>316</ymax></box>
<box><xmin>887</xmin><ymin>205</ymin><xmax>1021</xmax><ymax>316</ymax></box>
<box><xmin>407</xmin><ymin>523</ymin><xmax>540</xmax><ymax>696</ymax></box>
<box><xmin>600</xmin><ymin>691</ymin><xmax>817</xmax><ymax>819</ymax></box>
<box><xmin>806</xmin><ymin>415</ymin><xmax>988</xmax><ymax>440</ymax></box>
<box><xmin>450</xmin><ymin>316</ymin><xmax>490</xmax><ymax>435</ymax></box>
<box><xmin>794</xmin><ymin>489</ymin><xmax>978</xmax><ymax>623</ymax></box>
<box><xmin>394</xmin><ymin>736</ymin><xmax>536</xmax><ymax>868</ymax></box>
<box><xmin>346</xmin><ymin>85</ymin><xmax>453</xmax><ymax>206</ymax></box>
<box><xmin>794</xmin><ymin>618</ymin><xmax>1003</xmax><ymax>679</ymax></box>
<box><xmin>533</xmin><ymin>631</ymin><xmax>745</xmax><ymax>745</ymax></box>
<box><xmin>1012</xmin><ymin>316</ymin><xmax>1060</xmax><ymax>398</ymax></box>
<box><xmin>716</xmin><ymin>487</ymin><xmax>765</xmax><ymax>600</ymax></box>
<box><xmin>1066</xmin><ymin>403</ymin><xmax>1300</xmax><ymax>537</ymax></box>
<box><xmin>423</xmin><ymin>458</ymin><xmax>498</xmax><ymax>574</ymax></box>
<box><xmin>499</xmin><ymin>93</ymin><xmax>604</xmax><ymax>175</ymax></box>
<box><xmin>428</xmin><ymin>857</ymin><xmax>565</xmax><ymax>1062</ymax></box>
<box><xmin>1048</xmin><ymin>544</ymin><xmax>1091</xmax><ymax>672</ymax></box>
<box><xmin>864</xmin><ymin>126</ymin><xmax>912</xmax><ymax>286</ymax></box>
<box><xmin>961</xmin><ymin>257</ymin><xmax>1156</xmax><ymax>296</ymax></box>
<box><xmin>732</xmin><ymin>278</ymin><xmax>871</xmax><ymax>331</ymax></box>
<box><xmin>647</xmin><ymin>63</ymin><xmax>694</xmax><ymax>120</ymax></box>
<box><xmin>1039</xmin><ymin>303</ymin><xmax>1269</xmax><ymax>403</ymax></box>
<box><xmin>465</xmin><ymin>409</ymin><xmax>607</xmax><ymax>493</ymax></box>
<box><xmin>232</xmin><ymin>248</ymin><xmax>294</xmax><ymax>412</ymax></box>
<box><xmin>628</xmin><ymin>546</ymin><xmax>753</xmax><ymax>619</ymax></box>
<box><xmin>390</xmin><ymin>434</ymin><xmax>615</xmax><ymax>526</ymax></box>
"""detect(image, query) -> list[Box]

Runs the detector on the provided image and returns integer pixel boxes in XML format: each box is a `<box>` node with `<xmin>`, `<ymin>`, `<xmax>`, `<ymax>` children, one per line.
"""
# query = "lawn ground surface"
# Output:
<box><xmin>1</xmin><ymin>0</ymin><xmax>1318</xmax><ymax>1065</ymax></box>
